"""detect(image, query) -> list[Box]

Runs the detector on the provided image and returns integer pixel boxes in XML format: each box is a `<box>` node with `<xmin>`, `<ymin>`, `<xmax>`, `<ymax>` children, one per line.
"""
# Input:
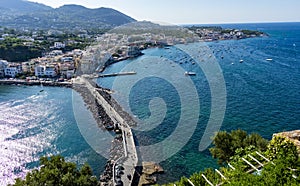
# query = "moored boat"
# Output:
<box><xmin>185</xmin><ymin>71</ymin><xmax>196</xmax><ymax>76</ymax></box>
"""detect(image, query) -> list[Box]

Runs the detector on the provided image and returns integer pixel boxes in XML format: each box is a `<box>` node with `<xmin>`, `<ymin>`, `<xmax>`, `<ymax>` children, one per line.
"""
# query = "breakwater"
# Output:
<box><xmin>73</xmin><ymin>76</ymin><xmax>138</xmax><ymax>186</ymax></box>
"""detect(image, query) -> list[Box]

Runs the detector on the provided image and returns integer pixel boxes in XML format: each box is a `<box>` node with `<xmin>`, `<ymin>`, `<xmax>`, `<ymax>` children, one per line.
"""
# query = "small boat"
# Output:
<box><xmin>266</xmin><ymin>58</ymin><xmax>273</xmax><ymax>61</ymax></box>
<box><xmin>239</xmin><ymin>59</ymin><xmax>244</xmax><ymax>63</ymax></box>
<box><xmin>185</xmin><ymin>71</ymin><xmax>196</xmax><ymax>76</ymax></box>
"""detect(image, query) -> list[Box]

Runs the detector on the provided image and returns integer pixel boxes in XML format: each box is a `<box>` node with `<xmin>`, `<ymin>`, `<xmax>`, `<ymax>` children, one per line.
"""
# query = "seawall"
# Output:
<box><xmin>73</xmin><ymin>76</ymin><xmax>138</xmax><ymax>186</ymax></box>
<box><xmin>0</xmin><ymin>79</ymin><xmax>72</xmax><ymax>87</ymax></box>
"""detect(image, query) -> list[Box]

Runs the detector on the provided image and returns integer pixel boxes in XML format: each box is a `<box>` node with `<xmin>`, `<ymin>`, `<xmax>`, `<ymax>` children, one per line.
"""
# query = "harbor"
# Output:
<box><xmin>0</xmin><ymin>74</ymin><xmax>142</xmax><ymax>186</ymax></box>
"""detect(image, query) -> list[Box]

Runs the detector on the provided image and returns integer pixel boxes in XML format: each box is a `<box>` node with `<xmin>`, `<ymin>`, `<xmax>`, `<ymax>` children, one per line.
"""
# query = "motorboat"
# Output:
<box><xmin>185</xmin><ymin>71</ymin><xmax>196</xmax><ymax>76</ymax></box>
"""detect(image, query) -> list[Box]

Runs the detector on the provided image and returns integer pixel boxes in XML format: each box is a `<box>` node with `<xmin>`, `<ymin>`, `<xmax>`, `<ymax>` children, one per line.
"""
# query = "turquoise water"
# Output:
<box><xmin>0</xmin><ymin>23</ymin><xmax>299</xmax><ymax>185</ymax></box>
<box><xmin>97</xmin><ymin>23</ymin><xmax>300</xmax><ymax>183</ymax></box>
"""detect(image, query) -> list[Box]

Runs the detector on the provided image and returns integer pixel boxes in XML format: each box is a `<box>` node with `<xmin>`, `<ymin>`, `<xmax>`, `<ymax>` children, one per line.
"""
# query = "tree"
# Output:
<box><xmin>210</xmin><ymin>129</ymin><xmax>268</xmax><ymax>164</ymax></box>
<box><xmin>210</xmin><ymin>131</ymin><xmax>234</xmax><ymax>164</ymax></box>
<box><xmin>11</xmin><ymin>155</ymin><xmax>98</xmax><ymax>186</ymax></box>
<box><xmin>265</xmin><ymin>136</ymin><xmax>299</xmax><ymax>167</ymax></box>
<box><xmin>165</xmin><ymin>131</ymin><xmax>300</xmax><ymax>186</ymax></box>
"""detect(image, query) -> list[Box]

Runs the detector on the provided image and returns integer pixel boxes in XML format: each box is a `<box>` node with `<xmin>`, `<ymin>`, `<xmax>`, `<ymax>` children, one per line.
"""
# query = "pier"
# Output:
<box><xmin>74</xmin><ymin>76</ymin><xmax>138</xmax><ymax>186</ymax></box>
<box><xmin>97</xmin><ymin>71</ymin><xmax>137</xmax><ymax>78</ymax></box>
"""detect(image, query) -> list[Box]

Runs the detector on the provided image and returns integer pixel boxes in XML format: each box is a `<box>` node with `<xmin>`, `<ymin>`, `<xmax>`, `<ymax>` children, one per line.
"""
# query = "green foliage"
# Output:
<box><xmin>241</xmin><ymin>30</ymin><xmax>264</xmax><ymax>36</ymax></box>
<box><xmin>210</xmin><ymin>129</ymin><xmax>268</xmax><ymax>164</ymax></box>
<box><xmin>265</xmin><ymin>136</ymin><xmax>299</xmax><ymax>166</ymax></box>
<box><xmin>187</xmin><ymin>26</ymin><xmax>223</xmax><ymax>32</ymax></box>
<box><xmin>0</xmin><ymin>3</ymin><xmax>135</xmax><ymax>31</ymax></box>
<box><xmin>210</xmin><ymin>131</ymin><xmax>234</xmax><ymax>164</ymax></box>
<box><xmin>0</xmin><ymin>37</ymin><xmax>43</xmax><ymax>62</ymax></box>
<box><xmin>11</xmin><ymin>155</ymin><xmax>98</xmax><ymax>186</ymax></box>
<box><xmin>166</xmin><ymin>131</ymin><xmax>300</xmax><ymax>186</ymax></box>
<box><xmin>0</xmin><ymin>33</ymin><xmax>92</xmax><ymax>62</ymax></box>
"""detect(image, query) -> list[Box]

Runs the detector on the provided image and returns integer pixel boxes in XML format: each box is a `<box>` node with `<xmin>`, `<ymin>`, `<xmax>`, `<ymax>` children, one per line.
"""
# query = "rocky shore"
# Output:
<box><xmin>73</xmin><ymin>82</ymin><xmax>112</xmax><ymax>129</ymax></box>
<box><xmin>95</xmin><ymin>83</ymin><xmax>137</xmax><ymax>128</ymax></box>
<box><xmin>99</xmin><ymin>134</ymin><xmax>124</xmax><ymax>186</ymax></box>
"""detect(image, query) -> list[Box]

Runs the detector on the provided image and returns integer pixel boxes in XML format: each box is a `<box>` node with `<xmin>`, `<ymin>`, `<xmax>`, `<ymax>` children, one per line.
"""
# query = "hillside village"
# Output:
<box><xmin>0</xmin><ymin>49</ymin><xmax>81</xmax><ymax>80</ymax></box>
<box><xmin>0</xmin><ymin>23</ymin><xmax>267</xmax><ymax>82</ymax></box>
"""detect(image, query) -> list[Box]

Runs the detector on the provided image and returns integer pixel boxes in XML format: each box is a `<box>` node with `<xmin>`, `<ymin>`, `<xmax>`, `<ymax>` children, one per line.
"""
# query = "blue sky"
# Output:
<box><xmin>29</xmin><ymin>0</ymin><xmax>300</xmax><ymax>24</ymax></box>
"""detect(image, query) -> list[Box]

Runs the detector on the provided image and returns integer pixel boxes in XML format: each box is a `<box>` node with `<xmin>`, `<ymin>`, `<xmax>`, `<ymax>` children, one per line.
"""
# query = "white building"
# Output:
<box><xmin>60</xmin><ymin>69</ymin><xmax>75</xmax><ymax>79</ymax></box>
<box><xmin>60</xmin><ymin>57</ymin><xmax>73</xmax><ymax>63</ymax></box>
<box><xmin>35</xmin><ymin>65</ymin><xmax>57</xmax><ymax>77</ymax></box>
<box><xmin>44</xmin><ymin>66</ymin><xmax>57</xmax><ymax>77</ymax></box>
<box><xmin>4</xmin><ymin>63</ymin><xmax>22</xmax><ymax>77</ymax></box>
<box><xmin>35</xmin><ymin>66</ymin><xmax>45</xmax><ymax>77</ymax></box>
<box><xmin>48</xmin><ymin>50</ymin><xmax>63</xmax><ymax>57</ymax></box>
<box><xmin>54</xmin><ymin>42</ymin><xmax>65</xmax><ymax>49</ymax></box>
<box><xmin>0</xmin><ymin>60</ymin><xmax>8</xmax><ymax>78</ymax></box>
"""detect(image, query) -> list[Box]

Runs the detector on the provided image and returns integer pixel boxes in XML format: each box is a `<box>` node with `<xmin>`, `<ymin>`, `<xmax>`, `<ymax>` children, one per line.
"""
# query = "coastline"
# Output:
<box><xmin>0</xmin><ymin>30</ymin><xmax>270</xmax><ymax>185</ymax></box>
<box><xmin>0</xmin><ymin>79</ymin><xmax>72</xmax><ymax>87</ymax></box>
<box><xmin>0</xmin><ymin>77</ymin><xmax>137</xmax><ymax>185</ymax></box>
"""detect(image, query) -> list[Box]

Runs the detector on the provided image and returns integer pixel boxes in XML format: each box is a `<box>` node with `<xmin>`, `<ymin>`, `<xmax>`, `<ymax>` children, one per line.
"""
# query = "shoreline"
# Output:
<box><xmin>0</xmin><ymin>78</ymin><xmax>136</xmax><ymax>185</ymax></box>
<box><xmin>0</xmin><ymin>79</ymin><xmax>72</xmax><ymax>87</ymax></box>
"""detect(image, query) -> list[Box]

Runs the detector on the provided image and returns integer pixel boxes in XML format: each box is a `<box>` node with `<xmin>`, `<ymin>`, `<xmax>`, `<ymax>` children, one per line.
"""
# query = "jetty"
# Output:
<box><xmin>74</xmin><ymin>76</ymin><xmax>138</xmax><ymax>186</ymax></box>
<box><xmin>98</xmin><ymin>71</ymin><xmax>137</xmax><ymax>78</ymax></box>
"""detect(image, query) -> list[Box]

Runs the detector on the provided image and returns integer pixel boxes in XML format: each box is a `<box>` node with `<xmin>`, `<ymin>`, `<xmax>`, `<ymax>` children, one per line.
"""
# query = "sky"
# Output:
<box><xmin>28</xmin><ymin>0</ymin><xmax>300</xmax><ymax>24</ymax></box>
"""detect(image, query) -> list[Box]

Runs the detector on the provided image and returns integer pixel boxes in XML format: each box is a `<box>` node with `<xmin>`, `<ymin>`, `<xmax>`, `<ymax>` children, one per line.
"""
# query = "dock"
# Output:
<box><xmin>74</xmin><ymin>76</ymin><xmax>138</xmax><ymax>186</ymax></box>
<box><xmin>98</xmin><ymin>71</ymin><xmax>137</xmax><ymax>78</ymax></box>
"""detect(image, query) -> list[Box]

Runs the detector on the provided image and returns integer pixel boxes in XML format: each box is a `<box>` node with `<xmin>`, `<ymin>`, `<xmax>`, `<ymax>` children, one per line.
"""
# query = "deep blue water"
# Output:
<box><xmin>0</xmin><ymin>22</ymin><xmax>299</xmax><ymax>185</ymax></box>
<box><xmin>97</xmin><ymin>22</ymin><xmax>300</xmax><ymax>183</ymax></box>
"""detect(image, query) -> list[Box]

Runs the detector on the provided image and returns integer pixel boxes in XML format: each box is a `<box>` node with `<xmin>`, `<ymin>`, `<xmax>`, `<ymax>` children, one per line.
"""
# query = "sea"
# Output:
<box><xmin>0</xmin><ymin>22</ymin><xmax>299</xmax><ymax>185</ymax></box>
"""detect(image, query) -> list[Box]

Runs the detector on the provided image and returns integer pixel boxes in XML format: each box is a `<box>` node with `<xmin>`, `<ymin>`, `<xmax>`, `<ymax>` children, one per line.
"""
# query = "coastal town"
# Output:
<box><xmin>0</xmin><ymin>0</ymin><xmax>299</xmax><ymax>186</ymax></box>
<box><xmin>0</xmin><ymin>23</ymin><xmax>273</xmax><ymax>186</ymax></box>
<box><xmin>0</xmin><ymin>23</ymin><xmax>267</xmax><ymax>82</ymax></box>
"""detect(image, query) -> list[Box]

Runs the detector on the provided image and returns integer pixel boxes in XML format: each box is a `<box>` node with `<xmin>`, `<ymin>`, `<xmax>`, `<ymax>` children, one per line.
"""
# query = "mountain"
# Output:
<box><xmin>0</xmin><ymin>0</ymin><xmax>136</xmax><ymax>30</ymax></box>
<box><xmin>0</xmin><ymin>0</ymin><xmax>52</xmax><ymax>13</ymax></box>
